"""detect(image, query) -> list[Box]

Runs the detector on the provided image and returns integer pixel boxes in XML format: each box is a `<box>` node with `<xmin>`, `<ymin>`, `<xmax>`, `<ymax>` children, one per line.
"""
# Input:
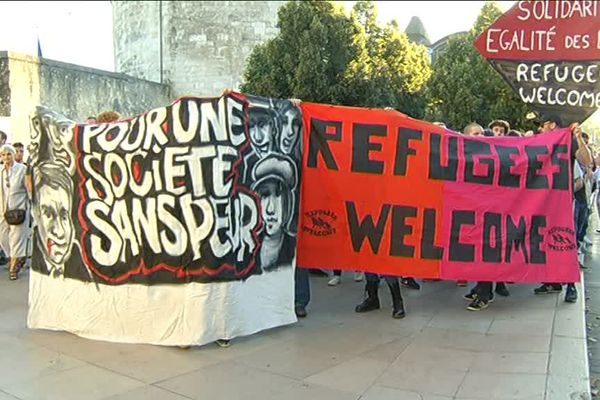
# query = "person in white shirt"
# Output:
<box><xmin>0</xmin><ymin>144</ymin><xmax>30</xmax><ymax>280</ymax></box>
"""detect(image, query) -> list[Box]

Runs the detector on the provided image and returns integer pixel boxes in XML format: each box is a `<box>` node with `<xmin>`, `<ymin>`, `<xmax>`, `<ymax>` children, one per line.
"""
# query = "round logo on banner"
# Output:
<box><xmin>301</xmin><ymin>209</ymin><xmax>337</xmax><ymax>237</ymax></box>
<box><xmin>547</xmin><ymin>226</ymin><xmax>577</xmax><ymax>252</ymax></box>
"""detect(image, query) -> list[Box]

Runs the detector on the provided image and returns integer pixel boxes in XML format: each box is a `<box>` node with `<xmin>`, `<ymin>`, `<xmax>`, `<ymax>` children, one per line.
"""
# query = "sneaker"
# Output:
<box><xmin>456</xmin><ymin>280</ymin><xmax>468</xmax><ymax>287</ymax></box>
<box><xmin>464</xmin><ymin>291</ymin><xmax>494</xmax><ymax>302</ymax></box>
<box><xmin>295</xmin><ymin>303</ymin><xmax>307</xmax><ymax>318</ymax></box>
<box><xmin>534</xmin><ymin>284</ymin><xmax>562</xmax><ymax>294</ymax></box>
<box><xmin>463</xmin><ymin>292</ymin><xmax>477</xmax><ymax>301</ymax></box>
<box><xmin>215</xmin><ymin>339</ymin><xmax>231</xmax><ymax>348</ymax></box>
<box><xmin>401</xmin><ymin>277</ymin><xmax>421</xmax><ymax>290</ymax></box>
<box><xmin>327</xmin><ymin>276</ymin><xmax>341</xmax><ymax>286</ymax></box>
<box><xmin>565</xmin><ymin>285</ymin><xmax>578</xmax><ymax>303</ymax></box>
<box><xmin>467</xmin><ymin>298</ymin><xmax>489</xmax><ymax>311</ymax></box>
<box><xmin>354</xmin><ymin>272</ymin><xmax>364</xmax><ymax>282</ymax></box>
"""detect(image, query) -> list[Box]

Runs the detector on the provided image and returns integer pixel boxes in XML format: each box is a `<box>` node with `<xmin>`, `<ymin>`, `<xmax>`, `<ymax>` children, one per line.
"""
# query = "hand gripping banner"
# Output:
<box><xmin>296</xmin><ymin>103</ymin><xmax>579</xmax><ymax>283</ymax></box>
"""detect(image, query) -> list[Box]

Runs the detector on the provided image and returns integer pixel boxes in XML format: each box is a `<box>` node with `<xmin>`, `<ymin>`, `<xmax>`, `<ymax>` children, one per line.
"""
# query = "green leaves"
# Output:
<box><xmin>241</xmin><ymin>1</ymin><xmax>357</xmax><ymax>105</ymax></box>
<box><xmin>425</xmin><ymin>1</ymin><xmax>532</xmax><ymax>131</ymax></box>
<box><xmin>241</xmin><ymin>0</ymin><xmax>431</xmax><ymax>118</ymax></box>
<box><xmin>242</xmin><ymin>0</ymin><xmax>533</xmax><ymax>131</ymax></box>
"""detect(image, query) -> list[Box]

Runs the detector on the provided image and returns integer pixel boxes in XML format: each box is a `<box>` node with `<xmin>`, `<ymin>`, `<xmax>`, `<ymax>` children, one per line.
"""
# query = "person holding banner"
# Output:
<box><xmin>488</xmin><ymin>119</ymin><xmax>510</xmax><ymax>137</ymax></box>
<box><xmin>355</xmin><ymin>273</ymin><xmax>405</xmax><ymax>319</ymax></box>
<box><xmin>533</xmin><ymin>113</ymin><xmax>591</xmax><ymax>303</ymax></box>
<box><xmin>461</xmin><ymin>121</ymin><xmax>511</xmax><ymax>309</ymax></box>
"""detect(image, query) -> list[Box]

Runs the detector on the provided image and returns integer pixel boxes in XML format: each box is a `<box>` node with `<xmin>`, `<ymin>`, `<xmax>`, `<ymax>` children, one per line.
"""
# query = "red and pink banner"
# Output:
<box><xmin>297</xmin><ymin>102</ymin><xmax>579</xmax><ymax>283</ymax></box>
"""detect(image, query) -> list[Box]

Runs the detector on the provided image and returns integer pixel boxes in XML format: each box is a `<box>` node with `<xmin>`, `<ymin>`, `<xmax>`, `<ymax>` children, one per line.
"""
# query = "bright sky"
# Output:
<box><xmin>0</xmin><ymin>1</ymin><xmax>515</xmax><ymax>73</ymax></box>
<box><xmin>340</xmin><ymin>1</ymin><xmax>515</xmax><ymax>43</ymax></box>
<box><xmin>0</xmin><ymin>1</ymin><xmax>114</xmax><ymax>71</ymax></box>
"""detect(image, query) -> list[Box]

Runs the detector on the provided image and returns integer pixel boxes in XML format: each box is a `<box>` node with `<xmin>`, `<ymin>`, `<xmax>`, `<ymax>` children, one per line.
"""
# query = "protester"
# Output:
<box><xmin>533</xmin><ymin>113</ymin><xmax>591</xmax><ymax>303</ymax></box>
<box><xmin>0</xmin><ymin>131</ymin><xmax>9</xmax><ymax>266</ymax></box>
<box><xmin>0</xmin><ymin>144</ymin><xmax>30</xmax><ymax>280</ymax></box>
<box><xmin>488</xmin><ymin>119</ymin><xmax>510</xmax><ymax>137</ymax></box>
<box><xmin>355</xmin><ymin>273</ymin><xmax>405</xmax><ymax>319</ymax></box>
<box><xmin>578</xmin><ymin>132</ymin><xmax>594</xmax><ymax>257</ymax></box>
<box><xmin>594</xmin><ymin>154</ymin><xmax>600</xmax><ymax>233</ymax></box>
<box><xmin>13</xmin><ymin>142</ymin><xmax>24</xmax><ymax>164</ymax></box>
<box><xmin>96</xmin><ymin>111</ymin><xmax>121</xmax><ymax>123</ymax></box>
<box><xmin>282</xmin><ymin>98</ymin><xmax>311</xmax><ymax>318</ymax></box>
<box><xmin>461</xmin><ymin>121</ymin><xmax>510</xmax><ymax>310</ymax></box>
<box><xmin>463</xmin><ymin>122</ymin><xmax>483</xmax><ymax>136</ymax></box>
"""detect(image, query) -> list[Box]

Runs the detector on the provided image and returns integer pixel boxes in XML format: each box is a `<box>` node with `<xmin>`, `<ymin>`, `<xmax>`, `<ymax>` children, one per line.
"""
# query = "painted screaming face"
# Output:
<box><xmin>249</xmin><ymin>109</ymin><xmax>274</xmax><ymax>157</ymax></box>
<box><xmin>37</xmin><ymin>184</ymin><xmax>74</xmax><ymax>266</ymax></box>
<box><xmin>279</xmin><ymin>108</ymin><xmax>301</xmax><ymax>155</ymax></box>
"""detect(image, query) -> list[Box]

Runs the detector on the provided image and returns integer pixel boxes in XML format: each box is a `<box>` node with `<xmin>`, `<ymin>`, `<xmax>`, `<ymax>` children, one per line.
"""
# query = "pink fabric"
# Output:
<box><xmin>440</xmin><ymin>129</ymin><xmax>579</xmax><ymax>283</ymax></box>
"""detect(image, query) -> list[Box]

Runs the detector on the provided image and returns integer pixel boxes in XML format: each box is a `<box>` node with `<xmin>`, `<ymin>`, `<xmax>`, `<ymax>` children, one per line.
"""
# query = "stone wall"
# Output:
<box><xmin>112</xmin><ymin>1</ymin><xmax>161</xmax><ymax>83</ymax></box>
<box><xmin>0</xmin><ymin>52</ymin><xmax>171</xmax><ymax>144</ymax></box>
<box><xmin>0</xmin><ymin>56</ymin><xmax>10</xmax><ymax>117</ymax></box>
<box><xmin>113</xmin><ymin>1</ymin><xmax>283</xmax><ymax>98</ymax></box>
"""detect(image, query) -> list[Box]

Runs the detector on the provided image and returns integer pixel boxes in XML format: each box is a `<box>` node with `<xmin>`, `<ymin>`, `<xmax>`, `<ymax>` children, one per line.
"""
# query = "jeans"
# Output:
<box><xmin>474</xmin><ymin>282</ymin><xmax>493</xmax><ymax>302</ymax></box>
<box><xmin>574</xmin><ymin>198</ymin><xmax>588</xmax><ymax>245</ymax></box>
<box><xmin>295</xmin><ymin>267</ymin><xmax>310</xmax><ymax>307</ymax></box>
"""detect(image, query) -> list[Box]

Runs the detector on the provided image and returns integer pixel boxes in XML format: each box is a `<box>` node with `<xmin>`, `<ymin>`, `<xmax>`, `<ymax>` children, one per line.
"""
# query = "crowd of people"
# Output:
<box><xmin>294</xmin><ymin>112</ymin><xmax>596</xmax><ymax>321</ymax></box>
<box><xmin>2</xmin><ymin>101</ymin><xmax>595</xmax><ymax>351</ymax></box>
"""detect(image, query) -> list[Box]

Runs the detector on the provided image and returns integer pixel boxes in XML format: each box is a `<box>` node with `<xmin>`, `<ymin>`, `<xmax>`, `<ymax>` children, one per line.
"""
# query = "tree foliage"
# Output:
<box><xmin>425</xmin><ymin>2</ymin><xmax>532</xmax><ymax>131</ymax></box>
<box><xmin>241</xmin><ymin>0</ymin><xmax>432</xmax><ymax>118</ymax></box>
<box><xmin>241</xmin><ymin>1</ymin><xmax>357</xmax><ymax>105</ymax></box>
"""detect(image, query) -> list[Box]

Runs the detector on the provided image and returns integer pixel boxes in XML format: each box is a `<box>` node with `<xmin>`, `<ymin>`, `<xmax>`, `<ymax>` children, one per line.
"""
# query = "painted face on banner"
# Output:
<box><xmin>279</xmin><ymin>108</ymin><xmax>301</xmax><ymax>155</ymax></box>
<box><xmin>258</xmin><ymin>180</ymin><xmax>284</xmax><ymax>236</ymax></box>
<box><xmin>37</xmin><ymin>184</ymin><xmax>74</xmax><ymax>266</ymax></box>
<box><xmin>249</xmin><ymin>108</ymin><xmax>274</xmax><ymax>158</ymax></box>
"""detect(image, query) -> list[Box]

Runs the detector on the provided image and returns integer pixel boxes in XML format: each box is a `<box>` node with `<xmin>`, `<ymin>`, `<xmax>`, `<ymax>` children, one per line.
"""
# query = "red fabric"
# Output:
<box><xmin>296</xmin><ymin>102</ymin><xmax>579</xmax><ymax>283</ymax></box>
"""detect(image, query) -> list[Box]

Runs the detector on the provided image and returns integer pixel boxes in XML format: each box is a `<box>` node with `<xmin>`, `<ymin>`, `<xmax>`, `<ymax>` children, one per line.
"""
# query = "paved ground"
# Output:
<box><xmin>0</xmin><ymin>266</ymin><xmax>590</xmax><ymax>400</ymax></box>
<box><xmin>583</xmin><ymin>228</ymin><xmax>600</xmax><ymax>396</ymax></box>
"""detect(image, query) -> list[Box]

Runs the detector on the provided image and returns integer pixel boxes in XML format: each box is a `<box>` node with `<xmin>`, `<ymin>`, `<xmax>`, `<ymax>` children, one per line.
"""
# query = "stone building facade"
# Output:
<box><xmin>0</xmin><ymin>51</ymin><xmax>170</xmax><ymax>144</ymax></box>
<box><xmin>112</xmin><ymin>1</ymin><xmax>283</xmax><ymax>98</ymax></box>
